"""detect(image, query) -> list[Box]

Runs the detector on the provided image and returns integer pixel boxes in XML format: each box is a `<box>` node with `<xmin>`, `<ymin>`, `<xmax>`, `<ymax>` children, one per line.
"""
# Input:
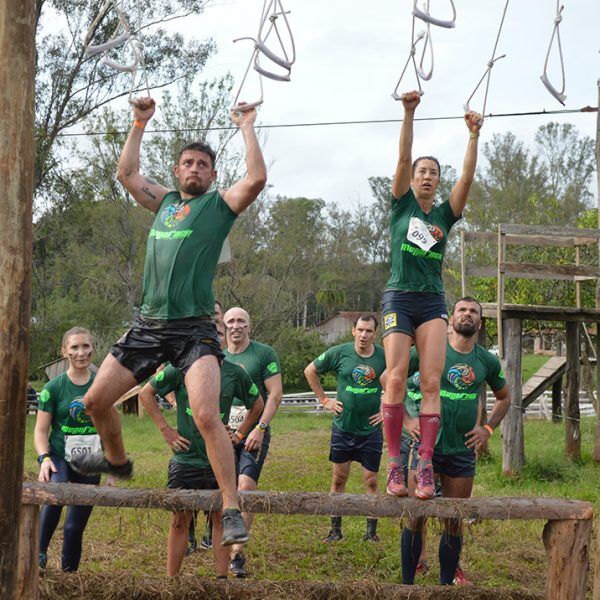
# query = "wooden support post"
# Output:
<box><xmin>16</xmin><ymin>505</ymin><xmax>39</xmax><ymax>600</ymax></box>
<box><xmin>501</xmin><ymin>318</ymin><xmax>524</xmax><ymax>476</ymax></box>
<box><xmin>552</xmin><ymin>376</ymin><xmax>562</xmax><ymax>423</ymax></box>
<box><xmin>595</xmin><ymin>516</ymin><xmax>600</xmax><ymax>600</ymax></box>
<box><xmin>497</xmin><ymin>225</ymin><xmax>506</xmax><ymax>358</ymax></box>
<box><xmin>0</xmin><ymin>2</ymin><xmax>36</xmax><ymax>598</ymax></box>
<box><xmin>565</xmin><ymin>321</ymin><xmax>581</xmax><ymax>461</ymax></box>
<box><xmin>543</xmin><ymin>518</ymin><xmax>592</xmax><ymax>600</ymax></box>
<box><xmin>594</xmin><ymin>326</ymin><xmax>600</xmax><ymax>461</ymax></box>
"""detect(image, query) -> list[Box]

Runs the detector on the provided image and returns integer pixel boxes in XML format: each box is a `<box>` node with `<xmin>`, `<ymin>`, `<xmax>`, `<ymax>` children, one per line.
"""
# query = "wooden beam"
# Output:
<box><xmin>501</xmin><ymin>318</ymin><xmax>524</xmax><ymax>476</ymax></box>
<box><xmin>481</xmin><ymin>303</ymin><xmax>600</xmax><ymax>323</ymax></box>
<box><xmin>543</xmin><ymin>518</ymin><xmax>592</xmax><ymax>600</ymax></box>
<box><xmin>466</xmin><ymin>265</ymin><xmax>597</xmax><ymax>282</ymax></box>
<box><xmin>501</xmin><ymin>262</ymin><xmax>600</xmax><ymax>279</ymax></box>
<box><xmin>21</xmin><ymin>483</ymin><xmax>594</xmax><ymax>521</ymax></box>
<box><xmin>464</xmin><ymin>231</ymin><xmax>597</xmax><ymax>247</ymax></box>
<box><xmin>0</xmin><ymin>2</ymin><xmax>36</xmax><ymax>598</ymax></box>
<box><xmin>16</xmin><ymin>505</ymin><xmax>38</xmax><ymax>600</ymax></box>
<box><xmin>565</xmin><ymin>321</ymin><xmax>581</xmax><ymax>461</ymax></box>
<box><xmin>500</xmin><ymin>224</ymin><xmax>600</xmax><ymax>239</ymax></box>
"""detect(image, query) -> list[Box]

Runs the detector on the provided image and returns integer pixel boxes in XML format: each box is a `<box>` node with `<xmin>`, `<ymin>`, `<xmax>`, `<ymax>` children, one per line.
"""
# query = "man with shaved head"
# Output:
<box><xmin>223</xmin><ymin>307</ymin><xmax>283</xmax><ymax>578</ymax></box>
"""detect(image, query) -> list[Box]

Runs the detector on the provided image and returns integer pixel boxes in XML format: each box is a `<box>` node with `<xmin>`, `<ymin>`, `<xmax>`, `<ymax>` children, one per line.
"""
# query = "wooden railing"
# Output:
<box><xmin>18</xmin><ymin>483</ymin><xmax>594</xmax><ymax>600</ymax></box>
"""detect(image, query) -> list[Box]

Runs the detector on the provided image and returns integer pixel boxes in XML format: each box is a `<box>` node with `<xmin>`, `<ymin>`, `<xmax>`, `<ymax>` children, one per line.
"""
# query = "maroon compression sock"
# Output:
<box><xmin>382</xmin><ymin>403</ymin><xmax>405</xmax><ymax>462</ymax></box>
<box><xmin>418</xmin><ymin>413</ymin><xmax>441</xmax><ymax>461</ymax></box>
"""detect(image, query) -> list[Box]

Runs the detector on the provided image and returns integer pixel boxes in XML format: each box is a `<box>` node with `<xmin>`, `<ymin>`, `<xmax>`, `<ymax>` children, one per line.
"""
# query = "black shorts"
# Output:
<box><xmin>167</xmin><ymin>459</ymin><xmax>219</xmax><ymax>490</ymax></box>
<box><xmin>234</xmin><ymin>428</ymin><xmax>271</xmax><ymax>483</ymax></box>
<box><xmin>110</xmin><ymin>313</ymin><xmax>223</xmax><ymax>382</ymax></box>
<box><xmin>432</xmin><ymin>450</ymin><xmax>476</xmax><ymax>478</ymax></box>
<box><xmin>329</xmin><ymin>425</ymin><xmax>383</xmax><ymax>473</ymax></box>
<box><xmin>381</xmin><ymin>289</ymin><xmax>448</xmax><ymax>338</ymax></box>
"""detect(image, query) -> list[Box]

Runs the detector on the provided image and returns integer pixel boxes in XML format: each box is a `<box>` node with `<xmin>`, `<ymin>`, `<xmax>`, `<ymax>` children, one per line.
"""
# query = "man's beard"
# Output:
<box><xmin>180</xmin><ymin>180</ymin><xmax>209</xmax><ymax>196</ymax></box>
<box><xmin>453</xmin><ymin>320</ymin><xmax>477</xmax><ymax>337</ymax></box>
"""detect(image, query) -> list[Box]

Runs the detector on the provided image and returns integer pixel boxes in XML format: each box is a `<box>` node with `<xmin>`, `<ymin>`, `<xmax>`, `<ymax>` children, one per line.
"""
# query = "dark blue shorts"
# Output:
<box><xmin>110</xmin><ymin>313</ymin><xmax>223</xmax><ymax>382</ymax></box>
<box><xmin>381</xmin><ymin>289</ymin><xmax>448</xmax><ymax>338</ymax></box>
<box><xmin>329</xmin><ymin>425</ymin><xmax>383</xmax><ymax>473</ymax></box>
<box><xmin>167</xmin><ymin>459</ymin><xmax>219</xmax><ymax>490</ymax></box>
<box><xmin>234</xmin><ymin>428</ymin><xmax>271</xmax><ymax>483</ymax></box>
<box><xmin>432</xmin><ymin>450</ymin><xmax>476</xmax><ymax>478</ymax></box>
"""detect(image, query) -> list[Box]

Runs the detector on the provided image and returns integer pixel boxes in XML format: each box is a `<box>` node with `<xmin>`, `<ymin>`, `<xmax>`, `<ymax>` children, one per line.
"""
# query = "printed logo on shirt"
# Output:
<box><xmin>266</xmin><ymin>361</ymin><xmax>279</xmax><ymax>374</ymax></box>
<box><xmin>412</xmin><ymin>371</ymin><xmax>420</xmax><ymax>388</ymax></box>
<box><xmin>352</xmin><ymin>364</ymin><xmax>376</xmax><ymax>386</ymax></box>
<box><xmin>425</xmin><ymin>222</ymin><xmax>444</xmax><ymax>242</ymax></box>
<box><xmin>39</xmin><ymin>389</ymin><xmax>50</xmax><ymax>404</ymax></box>
<box><xmin>249</xmin><ymin>383</ymin><xmax>259</xmax><ymax>396</ymax></box>
<box><xmin>69</xmin><ymin>397</ymin><xmax>92</xmax><ymax>424</ymax></box>
<box><xmin>447</xmin><ymin>363</ymin><xmax>476</xmax><ymax>391</ymax></box>
<box><xmin>384</xmin><ymin>313</ymin><xmax>397</xmax><ymax>330</ymax></box>
<box><xmin>160</xmin><ymin>202</ymin><xmax>190</xmax><ymax>228</ymax></box>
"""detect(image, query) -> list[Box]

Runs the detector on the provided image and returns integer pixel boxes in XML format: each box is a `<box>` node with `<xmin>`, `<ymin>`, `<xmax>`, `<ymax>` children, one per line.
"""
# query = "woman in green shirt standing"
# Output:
<box><xmin>381</xmin><ymin>91</ymin><xmax>482</xmax><ymax>500</ymax></box>
<box><xmin>34</xmin><ymin>327</ymin><xmax>101</xmax><ymax>571</ymax></box>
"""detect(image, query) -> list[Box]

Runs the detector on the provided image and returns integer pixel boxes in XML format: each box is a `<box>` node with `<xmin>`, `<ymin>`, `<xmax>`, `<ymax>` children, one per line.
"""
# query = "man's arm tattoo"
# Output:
<box><xmin>145</xmin><ymin>177</ymin><xmax>158</xmax><ymax>185</ymax></box>
<box><xmin>141</xmin><ymin>186</ymin><xmax>157</xmax><ymax>200</ymax></box>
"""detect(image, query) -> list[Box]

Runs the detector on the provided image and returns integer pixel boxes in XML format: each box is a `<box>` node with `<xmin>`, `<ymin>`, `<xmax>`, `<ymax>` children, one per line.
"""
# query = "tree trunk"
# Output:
<box><xmin>501</xmin><ymin>318</ymin><xmax>524</xmax><ymax>476</ymax></box>
<box><xmin>16</xmin><ymin>505</ymin><xmax>39</xmax><ymax>600</ymax></box>
<box><xmin>0</xmin><ymin>2</ymin><xmax>36</xmax><ymax>598</ymax></box>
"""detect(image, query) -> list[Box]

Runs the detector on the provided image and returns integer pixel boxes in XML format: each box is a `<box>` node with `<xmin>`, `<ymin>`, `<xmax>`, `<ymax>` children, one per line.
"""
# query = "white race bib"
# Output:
<box><xmin>64</xmin><ymin>434</ymin><xmax>102</xmax><ymax>462</ymax></box>
<box><xmin>228</xmin><ymin>405</ymin><xmax>248</xmax><ymax>431</ymax></box>
<box><xmin>407</xmin><ymin>217</ymin><xmax>437</xmax><ymax>252</ymax></box>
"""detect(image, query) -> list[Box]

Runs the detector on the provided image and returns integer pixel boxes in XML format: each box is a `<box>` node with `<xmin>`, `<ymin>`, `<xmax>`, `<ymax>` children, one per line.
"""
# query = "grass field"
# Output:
<box><xmin>24</xmin><ymin>408</ymin><xmax>599</xmax><ymax>598</ymax></box>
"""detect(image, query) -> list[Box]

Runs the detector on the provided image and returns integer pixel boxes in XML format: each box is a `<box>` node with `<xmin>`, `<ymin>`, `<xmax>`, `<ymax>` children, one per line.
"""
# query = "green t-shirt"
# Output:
<box><xmin>405</xmin><ymin>343</ymin><xmax>506</xmax><ymax>454</ymax></box>
<box><xmin>150</xmin><ymin>361</ymin><xmax>259</xmax><ymax>469</ymax></box>
<box><xmin>224</xmin><ymin>340</ymin><xmax>281</xmax><ymax>408</ymax></box>
<box><xmin>387</xmin><ymin>188</ymin><xmax>460</xmax><ymax>294</ymax></box>
<box><xmin>38</xmin><ymin>371</ymin><xmax>97</xmax><ymax>459</ymax></box>
<box><xmin>314</xmin><ymin>342</ymin><xmax>386</xmax><ymax>436</ymax></box>
<box><xmin>140</xmin><ymin>190</ymin><xmax>237</xmax><ymax>319</ymax></box>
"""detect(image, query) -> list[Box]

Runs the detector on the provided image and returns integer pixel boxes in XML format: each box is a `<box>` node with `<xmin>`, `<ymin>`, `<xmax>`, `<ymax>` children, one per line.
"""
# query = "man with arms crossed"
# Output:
<box><xmin>72</xmin><ymin>97</ymin><xmax>266</xmax><ymax>546</ymax></box>
<box><xmin>400</xmin><ymin>297</ymin><xmax>510</xmax><ymax>585</ymax></box>
<box><xmin>139</xmin><ymin>321</ymin><xmax>264</xmax><ymax>576</ymax></box>
<box><xmin>223</xmin><ymin>307</ymin><xmax>283</xmax><ymax>577</ymax></box>
<box><xmin>304</xmin><ymin>315</ymin><xmax>386</xmax><ymax>542</ymax></box>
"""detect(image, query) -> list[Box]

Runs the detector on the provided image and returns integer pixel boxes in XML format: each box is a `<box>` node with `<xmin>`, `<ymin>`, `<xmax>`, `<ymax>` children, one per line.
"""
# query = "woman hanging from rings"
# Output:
<box><xmin>381</xmin><ymin>91</ymin><xmax>482</xmax><ymax>500</ymax></box>
<box><xmin>34</xmin><ymin>327</ymin><xmax>103</xmax><ymax>571</ymax></box>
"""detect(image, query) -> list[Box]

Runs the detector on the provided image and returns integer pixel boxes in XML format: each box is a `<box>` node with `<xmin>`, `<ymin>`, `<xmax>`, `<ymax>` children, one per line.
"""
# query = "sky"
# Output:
<box><xmin>163</xmin><ymin>1</ymin><xmax>599</xmax><ymax>207</ymax></box>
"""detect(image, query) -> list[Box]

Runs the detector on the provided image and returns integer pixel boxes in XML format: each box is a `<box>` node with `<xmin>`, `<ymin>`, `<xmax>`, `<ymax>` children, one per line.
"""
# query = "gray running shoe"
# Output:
<box><xmin>70</xmin><ymin>452</ymin><xmax>133</xmax><ymax>479</ymax></box>
<box><xmin>229</xmin><ymin>552</ymin><xmax>247</xmax><ymax>578</ymax></box>
<box><xmin>221</xmin><ymin>508</ymin><xmax>249</xmax><ymax>546</ymax></box>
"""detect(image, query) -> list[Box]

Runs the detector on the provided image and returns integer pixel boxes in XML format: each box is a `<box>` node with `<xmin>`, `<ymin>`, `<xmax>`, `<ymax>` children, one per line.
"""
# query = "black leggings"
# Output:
<box><xmin>39</xmin><ymin>456</ymin><xmax>100</xmax><ymax>571</ymax></box>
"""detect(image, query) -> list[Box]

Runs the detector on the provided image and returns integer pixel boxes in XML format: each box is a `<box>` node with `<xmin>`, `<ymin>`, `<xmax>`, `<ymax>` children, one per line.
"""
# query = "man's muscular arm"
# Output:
<box><xmin>116</xmin><ymin>97</ymin><xmax>170</xmax><ymax>213</ymax></box>
<box><xmin>221</xmin><ymin>106</ymin><xmax>267</xmax><ymax>215</ymax></box>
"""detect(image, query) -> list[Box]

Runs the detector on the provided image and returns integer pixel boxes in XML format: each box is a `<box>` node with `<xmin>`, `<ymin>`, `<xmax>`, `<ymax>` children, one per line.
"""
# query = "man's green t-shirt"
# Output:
<box><xmin>150</xmin><ymin>361</ymin><xmax>259</xmax><ymax>469</ymax></box>
<box><xmin>224</xmin><ymin>340</ymin><xmax>280</xmax><ymax>407</ymax></box>
<box><xmin>313</xmin><ymin>342</ymin><xmax>386</xmax><ymax>436</ymax></box>
<box><xmin>140</xmin><ymin>190</ymin><xmax>237</xmax><ymax>319</ymax></box>
<box><xmin>38</xmin><ymin>372</ymin><xmax>97</xmax><ymax>460</ymax></box>
<box><xmin>405</xmin><ymin>343</ymin><xmax>506</xmax><ymax>454</ymax></box>
<box><xmin>387</xmin><ymin>188</ymin><xmax>460</xmax><ymax>295</ymax></box>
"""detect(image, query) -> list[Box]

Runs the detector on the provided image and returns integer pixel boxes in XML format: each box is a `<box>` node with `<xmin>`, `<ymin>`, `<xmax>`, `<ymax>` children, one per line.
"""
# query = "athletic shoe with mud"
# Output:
<box><xmin>229</xmin><ymin>552</ymin><xmax>247</xmax><ymax>578</ymax></box>
<box><xmin>453</xmin><ymin>567</ymin><xmax>471</xmax><ymax>585</ymax></box>
<box><xmin>221</xmin><ymin>508</ymin><xmax>249</xmax><ymax>546</ymax></box>
<box><xmin>70</xmin><ymin>452</ymin><xmax>133</xmax><ymax>479</ymax></box>
<box><xmin>386</xmin><ymin>463</ymin><xmax>407</xmax><ymax>496</ymax></box>
<box><xmin>414</xmin><ymin>458</ymin><xmax>435</xmax><ymax>499</ymax></box>
<box><xmin>322</xmin><ymin>528</ymin><xmax>343</xmax><ymax>542</ymax></box>
<box><xmin>363</xmin><ymin>531</ymin><xmax>380</xmax><ymax>542</ymax></box>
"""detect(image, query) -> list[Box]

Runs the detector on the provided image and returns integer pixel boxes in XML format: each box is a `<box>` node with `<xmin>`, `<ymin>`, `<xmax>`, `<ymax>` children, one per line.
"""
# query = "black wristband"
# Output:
<box><xmin>37</xmin><ymin>453</ymin><xmax>50</xmax><ymax>465</ymax></box>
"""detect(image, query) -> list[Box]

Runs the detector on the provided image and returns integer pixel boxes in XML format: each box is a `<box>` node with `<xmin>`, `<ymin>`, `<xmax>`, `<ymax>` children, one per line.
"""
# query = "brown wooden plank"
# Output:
<box><xmin>463</xmin><ymin>231</ymin><xmax>597</xmax><ymax>247</ymax></box>
<box><xmin>500</xmin><ymin>224</ymin><xmax>600</xmax><ymax>239</ymax></box>
<box><xmin>543</xmin><ymin>519</ymin><xmax>592</xmax><ymax>600</ymax></box>
<box><xmin>501</xmin><ymin>262</ymin><xmax>600</xmax><ymax>278</ymax></box>
<box><xmin>0</xmin><ymin>2</ymin><xmax>37</xmax><ymax>597</ymax></box>
<box><xmin>466</xmin><ymin>266</ymin><xmax>597</xmax><ymax>282</ymax></box>
<box><xmin>481</xmin><ymin>303</ymin><xmax>600</xmax><ymax>323</ymax></box>
<box><xmin>21</xmin><ymin>483</ymin><xmax>594</xmax><ymax>521</ymax></box>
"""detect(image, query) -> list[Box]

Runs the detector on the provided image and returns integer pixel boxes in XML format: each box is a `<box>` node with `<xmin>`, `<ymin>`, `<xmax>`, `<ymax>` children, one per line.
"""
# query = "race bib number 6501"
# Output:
<box><xmin>64</xmin><ymin>434</ymin><xmax>101</xmax><ymax>462</ymax></box>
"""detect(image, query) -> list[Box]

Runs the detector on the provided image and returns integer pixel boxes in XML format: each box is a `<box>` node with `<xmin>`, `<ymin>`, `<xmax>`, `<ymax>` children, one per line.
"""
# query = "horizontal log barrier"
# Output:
<box><xmin>21</xmin><ymin>482</ymin><xmax>593</xmax><ymax>520</ymax></box>
<box><xmin>20</xmin><ymin>483</ymin><xmax>594</xmax><ymax>600</ymax></box>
